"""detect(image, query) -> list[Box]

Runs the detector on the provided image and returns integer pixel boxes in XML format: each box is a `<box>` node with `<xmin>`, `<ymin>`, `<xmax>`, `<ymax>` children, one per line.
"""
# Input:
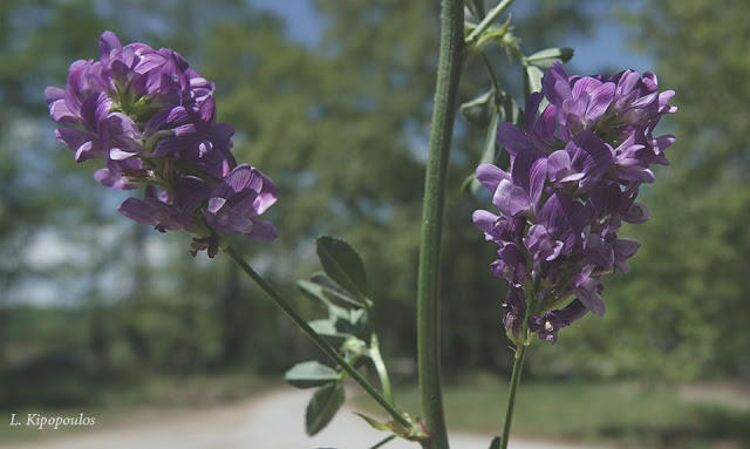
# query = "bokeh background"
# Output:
<box><xmin>0</xmin><ymin>1</ymin><xmax>748</xmax><ymax>448</ymax></box>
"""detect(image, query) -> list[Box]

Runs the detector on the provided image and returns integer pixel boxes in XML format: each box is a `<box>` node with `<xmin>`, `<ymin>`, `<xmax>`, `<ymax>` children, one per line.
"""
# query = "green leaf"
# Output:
<box><xmin>460</xmin><ymin>89</ymin><xmax>494</xmax><ymax>128</ymax></box>
<box><xmin>298</xmin><ymin>279</ymin><xmax>330</xmax><ymax>305</ymax></box>
<box><xmin>308</xmin><ymin>319</ymin><xmax>338</xmax><ymax>335</ymax></box>
<box><xmin>308</xmin><ymin>319</ymin><xmax>348</xmax><ymax>340</ymax></box>
<box><xmin>297</xmin><ymin>278</ymin><xmax>355</xmax><ymax>326</ymax></box>
<box><xmin>299</xmin><ymin>277</ymin><xmax>369</xmax><ymax>336</ymax></box>
<box><xmin>298</xmin><ymin>276</ymin><xmax>364</xmax><ymax>310</ymax></box>
<box><xmin>356</xmin><ymin>412</ymin><xmax>402</xmax><ymax>432</ymax></box>
<box><xmin>285</xmin><ymin>361</ymin><xmax>341</xmax><ymax>389</ymax></box>
<box><xmin>316</xmin><ymin>236</ymin><xmax>370</xmax><ymax>302</ymax></box>
<box><xmin>524</xmin><ymin>64</ymin><xmax>544</xmax><ymax>98</ymax></box>
<box><xmin>355</xmin><ymin>413</ymin><xmax>428</xmax><ymax>443</ymax></box>
<box><xmin>488</xmin><ymin>436</ymin><xmax>501</xmax><ymax>449</ymax></box>
<box><xmin>306</xmin><ymin>382</ymin><xmax>345</xmax><ymax>435</ymax></box>
<box><xmin>332</xmin><ymin>308</ymin><xmax>369</xmax><ymax>338</ymax></box>
<box><xmin>311</xmin><ymin>272</ymin><xmax>369</xmax><ymax>308</ymax></box>
<box><xmin>525</xmin><ymin>47</ymin><xmax>574</xmax><ymax>69</ymax></box>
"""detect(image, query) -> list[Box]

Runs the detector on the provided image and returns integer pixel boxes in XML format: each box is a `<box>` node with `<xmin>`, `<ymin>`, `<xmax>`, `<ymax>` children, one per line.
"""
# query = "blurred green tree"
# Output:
<box><xmin>532</xmin><ymin>0</ymin><xmax>750</xmax><ymax>381</ymax></box>
<box><xmin>8</xmin><ymin>0</ymin><xmax>687</xmax><ymax>393</ymax></box>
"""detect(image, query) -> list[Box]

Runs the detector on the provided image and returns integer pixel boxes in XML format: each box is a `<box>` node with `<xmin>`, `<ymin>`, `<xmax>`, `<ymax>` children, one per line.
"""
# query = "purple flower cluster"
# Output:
<box><xmin>474</xmin><ymin>62</ymin><xmax>676</xmax><ymax>343</ymax></box>
<box><xmin>46</xmin><ymin>31</ymin><xmax>277</xmax><ymax>255</ymax></box>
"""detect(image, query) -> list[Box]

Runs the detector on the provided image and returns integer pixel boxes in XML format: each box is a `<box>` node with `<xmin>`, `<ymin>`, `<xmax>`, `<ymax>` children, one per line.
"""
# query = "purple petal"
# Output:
<box><xmin>55</xmin><ymin>128</ymin><xmax>88</xmax><ymax>158</ymax></box>
<box><xmin>48</xmin><ymin>99</ymin><xmax>77</xmax><ymax>124</ymax></box>
<box><xmin>572</xmin><ymin>130</ymin><xmax>614</xmax><ymax>177</ymax></box>
<box><xmin>571</xmin><ymin>77</ymin><xmax>602</xmax><ymax>98</ymax></box>
<box><xmin>585</xmin><ymin>81</ymin><xmax>615</xmax><ymax>123</ymax></box>
<box><xmin>493</xmin><ymin>179</ymin><xmax>531</xmax><ymax>217</ymax></box>
<box><xmin>250</xmin><ymin>168</ymin><xmax>278</xmax><ymax>214</ymax></box>
<box><xmin>472</xmin><ymin>209</ymin><xmax>500</xmax><ymax>238</ymax></box>
<box><xmin>557</xmin><ymin>299</ymin><xmax>589</xmax><ymax>326</ymax></box>
<box><xmin>584</xmin><ymin>233</ymin><xmax>614</xmax><ymax>268</ymax></box>
<box><xmin>541</xmin><ymin>61</ymin><xmax>571</xmax><ymax>106</ymax></box>
<box><xmin>79</xmin><ymin>92</ymin><xmax>111</xmax><ymax>130</ymax></box>
<box><xmin>658</xmin><ymin>90</ymin><xmax>676</xmax><ymax>111</ymax></box>
<box><xmin>524</xmin><ymin>92</ymin><xmax>544</xmax><ymax>126</ymax></box>
<box><xmin>547</xmin><ymin>149</ymin><xmax>571</xmax><ymax>181</ymax></box>
<box><xmin>166</xmin><ymin>106</ymin><xmax>189</xmax><ymax>125</ymax></box>
<box><xmin>118</xmin><ymin>198</ymin><xmax>155</xmax><ymax>225</ymax></box>
<box><xmin>622</xmin><ymin>202</ymin><xmax>651</xmax><ymax>224</ymax></box>
<box><xmin>616</xmin><ymin>165</ymin><xmax>655</xmax><ymax>183</ymax></box>
<box><xmin>207</xmin><ymin>197</ymin><xmax>226</xmax><ymax>214</ymax></box>
<box><xmin>109</xmin><ymin>148</ymin><xmax>136</xmax><ymax>160</ymax></box>
<box><xmin>224</xmin><ymin>164</ymin><xmax>256</xmax><ymax>193</ymax></box>
<box><xmin>476</xmin><ymin>163</ymin><xmax>510</xmax><ymax>194</ymax></box>
<box><xmin>529</xmin><ymin>158</ymin><xmax>548</xmax><ymax>208</ymax></box>
<box><xmin>99</xmin><ymin>31</ymin><xmax>122</xmax><ymax>58</ymax></box>
<box><xmin>174</xmin><ymin>176</ymin><xmax>210</xmax><ymax>214</ymax></box>
<box><xmin>244</xmin><ymin>219</ymin><xmax>279</xmax><ymax>241</ymax></box>
<box><xmin>613</xmin><ymin>239</ymin><xmax>640</xmax><ymax>272</ymax></box>
<box><xmin>134</xmin><ymin>52</ymin><xmax>168</xmax><ymax>75</ymax></box>
<box><xmin>44</xmin><ymin>86</ymin><xmax>66</xmax><ymax>103</ymax></box>
<box><xmin>575</xmin><ymin>278</ymin><xmax>606</xmax><ymax>316</ymax></box>
<box><xmin>498</xmin><ymin>123</ymin><xmax>531</xmax><ymax>156</ymax></box>
<box><xmin>653</xmin><ymin>134</ymin><xmax>676</xmax><ymax>154</ymax></box>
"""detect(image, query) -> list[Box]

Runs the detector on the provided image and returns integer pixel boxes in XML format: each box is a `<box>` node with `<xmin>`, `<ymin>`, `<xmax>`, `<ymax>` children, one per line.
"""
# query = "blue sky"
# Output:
<box><xmin>250</xmin><ymin>0</ymin><xmax>654</xmax><ymax>73</ymax></box>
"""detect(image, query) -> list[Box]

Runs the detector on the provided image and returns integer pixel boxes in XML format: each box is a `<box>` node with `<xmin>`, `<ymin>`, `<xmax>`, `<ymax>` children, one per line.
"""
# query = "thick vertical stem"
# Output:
<box><xmin>500</xmin><ymin>344</ymin><xmax>526</xmax><ymax>449</ymax></box>
<box><xmin>416</xmin><ymin>1</ymin><xmax>463</xmax><ymax>448</ymax></box>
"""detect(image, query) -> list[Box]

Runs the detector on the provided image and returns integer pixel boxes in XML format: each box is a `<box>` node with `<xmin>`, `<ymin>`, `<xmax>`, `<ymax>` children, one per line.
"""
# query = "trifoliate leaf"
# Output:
<box><xmin>525</xmin><ymin>47</ymin><xmax>574</xmax><ymax>69</ymax></box>
<box><xmin>524</xmin><ymin>65</ymin><xmax>544</xmax><ymax>98</ymax></box>
<box><xmin>306</xmin><ymin>382</ymin><xmax>345</xmax><ymax>435</ymax></box>
<box><xmin>460</xmin><ymin>89</ymin><xmax>495</xmax><ymax>128</ymax></box>
<box><xmin>316</xmin><ymin>236</ymin><xmax>370</xmax><ymax>302</ymax></box>
<box><xmin>285</xmin><ymin>361</ymin><xmax>341</xmax><ymax>389</ymax></box>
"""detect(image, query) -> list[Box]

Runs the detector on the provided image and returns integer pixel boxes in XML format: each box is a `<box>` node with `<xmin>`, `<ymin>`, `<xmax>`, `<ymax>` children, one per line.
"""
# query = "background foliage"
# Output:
<box><xmin>0</xmin><ymin>0</ymin><xmax>747</xmax><ymax>423</ymax></box>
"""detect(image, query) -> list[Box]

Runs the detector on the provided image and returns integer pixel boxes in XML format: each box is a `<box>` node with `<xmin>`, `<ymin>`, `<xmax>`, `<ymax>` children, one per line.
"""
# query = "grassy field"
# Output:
<box><xmin>356</xmin><ymin>374</ymin><xmax>750</xmax><ymax>449</ymax></box>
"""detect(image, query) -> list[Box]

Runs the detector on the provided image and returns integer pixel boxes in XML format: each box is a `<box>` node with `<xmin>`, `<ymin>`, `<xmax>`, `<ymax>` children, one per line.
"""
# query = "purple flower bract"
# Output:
<box><xmin>46</xmin><ymin>31</ymin><xmax>278</xmax><ymax>255</ymax></box>
<box><xmin>474</xmin><ymin>62</ymin><xmax>676</xmax><ymax>342</ymax></box>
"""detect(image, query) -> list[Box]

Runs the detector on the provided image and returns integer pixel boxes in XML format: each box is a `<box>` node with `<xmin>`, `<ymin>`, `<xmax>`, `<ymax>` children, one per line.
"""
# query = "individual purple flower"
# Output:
<box><xmin>205</xmin><ymin>164</ymin><xmax>279</xmax><ymax>242</ymax></box>
<box><xmin>474</xmin><ymin>62</ymin><xmax>675</xmax><ymax>342</ymax></box>
<box><xmin>502</xmin><ymin>287</ymin><xmax>527</xmax><ymax>342</ymax></box>
<box><xmin>118</xmin><ymin>177</ymin><xmax>207</xmax><ymax>233</ymax></box>
<box><xmin>530</xmin><ymin>299</ymin><xmax>589</xmax><ymax>342</ymax></box>
<box><xmin>474</xmin><ymin>161</ymin><xmax>547</xmax><ymax>219</ymax></box>
<box><xmin>47</xmin><ymin>31</ymin><xmax>279</xmax><ymax>256</ymax></box>
<box><xmin>546</xmin><ymin>130</ymin><xmax>614</xmax><ymax>192</ymax></box>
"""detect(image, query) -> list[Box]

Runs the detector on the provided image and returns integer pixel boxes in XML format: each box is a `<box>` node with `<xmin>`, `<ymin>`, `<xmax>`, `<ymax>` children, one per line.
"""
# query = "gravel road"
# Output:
<box><xmin>1</xmin><ymin>388</ymin><xmax>598</xmax><ymax>449</ymax></box>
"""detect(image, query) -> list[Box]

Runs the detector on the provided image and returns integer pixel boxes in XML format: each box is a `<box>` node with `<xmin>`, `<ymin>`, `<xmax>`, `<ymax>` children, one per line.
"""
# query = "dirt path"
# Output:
<box><xmin>1</xmin><ymin>388</ymin><xmax>597</xmax><ymax>449</ymax></box>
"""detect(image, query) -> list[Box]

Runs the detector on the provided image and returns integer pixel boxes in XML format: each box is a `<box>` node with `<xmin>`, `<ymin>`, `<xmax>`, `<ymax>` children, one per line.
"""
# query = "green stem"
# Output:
<box><xmin>370</xmin><ymin>434</ymin><xmax>397</xmax><ymax>449</ymax></box>
<box><xmin>500</xmin><ymin>279</ymin><xmax>538</xmax><ymax>448</ymax></box>
<box><xmin>465</xmin><ymin>0</ymin><xmax>514</xmax><ymax>44</ymax></box>
<box><xmin>369</xmin><ymin>334</ymin><xmax>395</xmax><ymax>405</ymax></box>
<box><xmin>480</xmin><ymin>52</ymin><xmax>500</xmax><ymax>92</ymax></box>
<box><xmin>500</xmin><ymin>343</ymin><xmax>527</xmax><ymax>449</ymax></box>
<box><xmin>224</xmin><ymin>245</ymin><xmax>410</xmax><ymax>429</ymax></box>
<box><xmin>417</xmin><ymin>0</ymin><xmax>463</xmax><ymax>448</ymax></box>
